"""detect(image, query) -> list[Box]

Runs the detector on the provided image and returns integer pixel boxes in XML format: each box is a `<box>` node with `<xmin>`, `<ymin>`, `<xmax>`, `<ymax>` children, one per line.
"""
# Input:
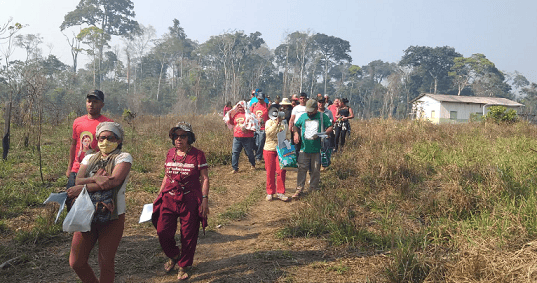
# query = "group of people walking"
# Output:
<box><xmin>223</xmin><ymin>89</ymin><xmax>354</xmax><ymax>201</ymax></box>
<box><xmin>62</xmin><ymin>88</ymin><xmax>353</xmax><ymax>282</ymax></box>
<box><xmin>65</xmin><ymin>90</ymin><xmax>209</xmax><ymax>282</ymax></box>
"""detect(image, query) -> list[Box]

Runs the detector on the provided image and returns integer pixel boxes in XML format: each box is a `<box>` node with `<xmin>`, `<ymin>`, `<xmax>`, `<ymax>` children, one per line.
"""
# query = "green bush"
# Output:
<box><xmin>485</xmin><ymin>106</ymin><xmax>518</xmax><ymax>123</ymax></box>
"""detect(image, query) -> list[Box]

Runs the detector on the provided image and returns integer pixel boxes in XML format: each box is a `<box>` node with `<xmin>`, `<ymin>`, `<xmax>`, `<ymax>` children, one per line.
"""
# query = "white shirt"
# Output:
<box><xmin>291</xmin><ymin>105</ymin><xmax>307</xmax><ymax>123</ymax></box>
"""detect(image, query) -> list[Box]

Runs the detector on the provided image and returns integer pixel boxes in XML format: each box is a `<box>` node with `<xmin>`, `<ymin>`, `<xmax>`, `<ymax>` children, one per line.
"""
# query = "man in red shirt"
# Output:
<box><xmin>66</xmin><ymin>90</ymin><xmax>113</xmax><ymax>191</ymax></box>
<box><xmin>228</xmin><ymin>101</ymin><xmax>256</xmax><ymax>173</ymax></box>
<box><xmin>250</xmin><ymin>90</ymin><xmax>269</xmax><ymax>163</ymax></box>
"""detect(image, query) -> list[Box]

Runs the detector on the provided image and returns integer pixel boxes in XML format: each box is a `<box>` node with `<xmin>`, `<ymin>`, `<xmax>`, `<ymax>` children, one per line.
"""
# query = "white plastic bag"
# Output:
<box><xmin>62</xmin><ymin>186</ymin><xmax>95</xmax><ymax>232</ymax></box>
<box><xmin>138</xmin><ymin>203</ymin><xmax>153</xmax><ymax>223</ymax></box>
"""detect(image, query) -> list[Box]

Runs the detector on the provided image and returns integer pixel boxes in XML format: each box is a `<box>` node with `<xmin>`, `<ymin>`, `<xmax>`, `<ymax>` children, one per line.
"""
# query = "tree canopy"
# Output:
<box><xmin>0</xmin><ymin>12</ymin><xmax>532</xmax><ymax>123</ymax></box>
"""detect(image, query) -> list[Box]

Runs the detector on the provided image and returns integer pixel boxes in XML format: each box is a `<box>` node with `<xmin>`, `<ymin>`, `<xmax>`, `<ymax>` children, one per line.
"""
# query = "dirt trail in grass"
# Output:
<box><xmin>115</xmin><ymin>164</ymin><xmax>386</xmax><ymax>283</ymax></box>
<box><xmin>2</xmin><ymin>163</ymin><xmax>387</xmax><ymax>283</ymax></box>
<box><xmin>118</xmin><ymin>165</ymin><xmax>334</xmax><ymax>283</ymax></box>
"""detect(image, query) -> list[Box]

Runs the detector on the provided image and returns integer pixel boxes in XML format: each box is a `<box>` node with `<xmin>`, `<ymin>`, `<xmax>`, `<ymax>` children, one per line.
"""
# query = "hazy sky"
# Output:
<box><xmin>2</xmin><ymin>0</ymin><xmax>537</xmax><ymax>83</ymax></box>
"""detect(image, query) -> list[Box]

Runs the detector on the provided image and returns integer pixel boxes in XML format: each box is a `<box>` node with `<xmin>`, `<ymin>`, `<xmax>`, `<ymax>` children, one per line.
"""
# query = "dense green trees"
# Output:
<box><xmin>311</xmin><ymin>33</ymin><xmax>352</xmax><ymax>95</ymax></box>
<box><xmin>1</xmin><ymin>11</ymin><xmax>533</xmax><ymax>125</ymax></box>
<box><xmin>60</xmin><ymin>0</ymin><xmax>140</xmax><ymax>88</ymax></box>
<box><xmin>450</xmin><ymin>53</ymin><xmax>511</xmax><ymax>98</ymax></box>
<box><xmin>400</xmin><ymin>46</ymin><xmax>462</xmax><ymax>95</ymax></box>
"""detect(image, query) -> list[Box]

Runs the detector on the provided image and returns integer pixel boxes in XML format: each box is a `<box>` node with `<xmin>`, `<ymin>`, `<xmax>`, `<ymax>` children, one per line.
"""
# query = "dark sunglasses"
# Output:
<box><xmin>173</xmin><ymin>134</ymin><xmax>189</xmax><ymax>140</ymax></box>
<box><xmin>97</xmin><ymin>135</ymin><xmax>118</xmax><ymax>142</ymax></box>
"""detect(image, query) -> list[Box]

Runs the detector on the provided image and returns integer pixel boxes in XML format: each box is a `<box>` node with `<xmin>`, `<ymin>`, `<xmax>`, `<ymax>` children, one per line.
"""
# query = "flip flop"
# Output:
<box><xmin>164</xmin><ymin>255</ymin><xmax>179</xmax><ymax>273</ymax></box>
<box><xmin>178</xmin><ymin>267</ymin><xmax>189</xmax><ymax>280</ymax></box>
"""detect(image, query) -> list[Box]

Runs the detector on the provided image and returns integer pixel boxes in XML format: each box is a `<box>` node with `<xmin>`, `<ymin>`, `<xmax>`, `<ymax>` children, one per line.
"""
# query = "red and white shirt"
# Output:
<box><xmin>71</xmin><ymin>115</ymin><xmax>113</xmax><ymax>173</ymax></box>
<box><xmin>231</xmin><ymin>112</ymin><xmax>255</xmax><ymax>138</ymax></box>
<box><xmin>250</xmin><ymin>102</ymin><xmax>269</xmax><ymax>130</ymax></box>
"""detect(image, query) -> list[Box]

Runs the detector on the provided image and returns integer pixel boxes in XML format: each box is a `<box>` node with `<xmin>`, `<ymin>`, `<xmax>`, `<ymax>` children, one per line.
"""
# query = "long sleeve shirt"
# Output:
<box><xmin>263</xmin><ymin>119</ymin><xmax>291</xmax><ymax>151</ymax></box>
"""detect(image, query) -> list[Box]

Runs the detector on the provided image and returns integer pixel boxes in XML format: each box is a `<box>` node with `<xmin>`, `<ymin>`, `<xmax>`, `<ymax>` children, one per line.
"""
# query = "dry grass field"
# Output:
<box><xmin>2</xmin><ymin>114</ymin><xmax>537</xmax><ymax>282</ymax></box>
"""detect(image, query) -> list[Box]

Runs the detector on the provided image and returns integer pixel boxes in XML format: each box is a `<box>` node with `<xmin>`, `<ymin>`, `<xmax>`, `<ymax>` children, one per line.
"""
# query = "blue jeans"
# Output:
<box><xmin>255</xmin><ymin>130</ymin><xmax>266</xmax><ymax>161</ymax></box>
<box><xmin>232</xmin><ymin>137</ymin><xmax>256</xmax><ymax>171</ymax></box>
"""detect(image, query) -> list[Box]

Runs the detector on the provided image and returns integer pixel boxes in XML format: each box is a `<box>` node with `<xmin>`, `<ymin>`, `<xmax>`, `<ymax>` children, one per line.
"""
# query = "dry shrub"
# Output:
<box><xmin>421</xmin><ymin>164</ymin><xmax>506</xmax><ymax>220</ymax></box>
<box><xmin>447</xmin><ymin>240</ymin><xmax>537</xmax><ymax>282</ymax></box>
<box><xmin>115</xmin><ymin>113</ymin><xmax>233</xmax><ymax>166</ymax></box>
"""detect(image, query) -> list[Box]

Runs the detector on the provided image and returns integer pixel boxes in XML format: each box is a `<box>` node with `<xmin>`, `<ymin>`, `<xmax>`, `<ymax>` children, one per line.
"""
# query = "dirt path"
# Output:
<box><xmin>117</xmin><ymin>165</ymin><xmax>333</xmax><ymax>283</ymax></box>
<box><xmin>2</xmin><ymin>163</ymin><xmax>387</xmax><ymax>282</ymax></box>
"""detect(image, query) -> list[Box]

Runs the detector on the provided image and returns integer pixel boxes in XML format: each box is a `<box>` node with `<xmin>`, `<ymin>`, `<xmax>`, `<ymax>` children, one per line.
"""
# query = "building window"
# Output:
<box><xmin>431</xmin><ymin>110</ymin><xmax>436</xmax><ymax>118</ymax></box>
<box><xmin>450</xmin><ymin>111</ymin><xmax>457</xmax><ymax>120</ymax></box>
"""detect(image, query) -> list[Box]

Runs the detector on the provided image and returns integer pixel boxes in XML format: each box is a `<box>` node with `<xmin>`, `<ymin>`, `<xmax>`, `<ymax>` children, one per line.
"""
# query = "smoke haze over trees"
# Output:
<box><xmin>1</xmin><ymin>0</ymin><xmax>535</xmax><ymax>123</ymax></box>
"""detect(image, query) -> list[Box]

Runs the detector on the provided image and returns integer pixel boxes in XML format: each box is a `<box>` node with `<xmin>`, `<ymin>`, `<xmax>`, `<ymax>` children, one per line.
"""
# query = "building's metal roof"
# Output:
<box><xmin>411</xmin><ymin>93</ymin><xmax>524</xmax><ymax>107</ymax></box>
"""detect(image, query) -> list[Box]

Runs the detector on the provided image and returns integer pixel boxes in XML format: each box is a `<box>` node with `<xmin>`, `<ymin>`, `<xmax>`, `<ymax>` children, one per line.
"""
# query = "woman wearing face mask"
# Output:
<box><xmin>152</xmin><ymin>122</ymin><xmax>209</xmax><ymax>280</ymax></box>
<box><xmin>66</xmin><ymin>122</ymin><xmax>132</xmax><ymax>283</ymax></box>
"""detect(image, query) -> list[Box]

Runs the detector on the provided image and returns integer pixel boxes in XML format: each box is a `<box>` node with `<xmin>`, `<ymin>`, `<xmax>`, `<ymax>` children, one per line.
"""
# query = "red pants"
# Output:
<box><xmin>263</xmin><ymin>150</ymin><xmax>286</xmax><ymax>194</ymax></box>
<box><xmin>70</xmin><ymin>214</ymin><xmax>125</xmax><ymax>283</ymax></box>
<box><xmin>155</xmin><ymin>192</ymin><xmax>200</xmax><ymax>268</ymax></box>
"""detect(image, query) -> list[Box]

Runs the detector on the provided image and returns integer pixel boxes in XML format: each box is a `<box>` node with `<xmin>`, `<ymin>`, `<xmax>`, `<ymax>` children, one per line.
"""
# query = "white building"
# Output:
<box><xmin>411</xmin><ymin>93</ymin><xmax>524</xmax><ymax>124</ymax></box>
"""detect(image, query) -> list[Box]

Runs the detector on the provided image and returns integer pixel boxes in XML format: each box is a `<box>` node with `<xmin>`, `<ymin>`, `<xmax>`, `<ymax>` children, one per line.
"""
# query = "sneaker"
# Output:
<box><xmin>231</xmin><ymin>169</ymin><xmax>238</xmax><ymax>174</ymax></box>
<box><xmin>292</xmin><ymin>189</ymin><xmax>302</xmax><ymax>199</ymax></box>
<box><xmin>250</xmin><ymin>165</ymin><xmax>256</xmax><ymax>170</ymax></box>
<box><xmin>276</xmin><ymin>193</ymin><xmax>289</xmax><ymax>202</ymax></box>
<box><xmin>266</xmin><ymin>194</ymin><xmax>273</xmax><ymax>201</ymax></box>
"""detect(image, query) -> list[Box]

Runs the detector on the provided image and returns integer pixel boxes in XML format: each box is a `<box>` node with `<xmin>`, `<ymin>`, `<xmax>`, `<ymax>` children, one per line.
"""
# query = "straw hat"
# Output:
<box><xmin>280</xmin><ymin>97</ymin><xmax>292</xmax><ymax>106</ymax></box>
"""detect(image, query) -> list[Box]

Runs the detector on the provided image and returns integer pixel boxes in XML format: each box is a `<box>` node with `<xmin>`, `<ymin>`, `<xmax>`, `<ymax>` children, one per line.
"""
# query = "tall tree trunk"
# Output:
<box><xmin>2</xmin><ymin>102</ymin><xmax>12</xmax><ymax>160</ymax></box>
<box><xmin>428</xmin><ymin>71</ymin><xmax>438</xmax><ymax>94</ymax></box>
<box><xmin>93</xmin><ymin>52</ymin><xmax>97</xmax><ymax>88</ymax></box>
<box><xmin>97</xmin><ymin>44</ymin><xmax>103</xmax><ymax>89</ymax></box>
<box><xmin>283</xmin><ymin>45</ymin><xmax>289</xmax><ymax>97</ymax></box>
<box><xmin>126</xmin><ymin>52</ymin><xmax>130</xmax><ymax>96</ymax></box>
<box><xmin>157</xmin><ymin>60</ymin><xmax>165</xmax><ymax>101</ymax></box>
<box><xmin>324</xmin><ymin>56</ymin><xmax>328</xmax><ymax>95</ymax></box>
<box><xmin>180</xmin><ymin>52</ymin><xmax>184</xmax><ymax>79</ymax></box>
<box><xmin>37</xmin><ymin>96</ymin><xmax>44</xmax><ymax>183</ymax></box>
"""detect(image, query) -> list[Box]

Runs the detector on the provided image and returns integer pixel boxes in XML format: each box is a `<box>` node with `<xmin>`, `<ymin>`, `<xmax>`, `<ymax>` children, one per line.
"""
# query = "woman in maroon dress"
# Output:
<box><xmin>152</xmin><ymin>122</ymin><xmax>209</xmax><ymax>280</ymax></box>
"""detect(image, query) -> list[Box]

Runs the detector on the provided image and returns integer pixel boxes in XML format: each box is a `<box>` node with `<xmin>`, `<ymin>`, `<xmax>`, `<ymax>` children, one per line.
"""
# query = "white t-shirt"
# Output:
<box><xmin>291</xmin><ymin>105</ymin><xmax>307</xmax><ymax>123</ymax></box>
<box><xmin>81</xmin><ymin>152</ymin><xmax>132</xmax><ymax>215</ymax></box>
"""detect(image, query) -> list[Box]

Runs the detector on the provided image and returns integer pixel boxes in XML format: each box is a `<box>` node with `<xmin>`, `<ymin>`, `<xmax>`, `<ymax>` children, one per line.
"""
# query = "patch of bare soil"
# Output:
<box><xmin>1</xmin><ymin>162</ymin><xmax>389</xmax><ymax>282</ymax></box>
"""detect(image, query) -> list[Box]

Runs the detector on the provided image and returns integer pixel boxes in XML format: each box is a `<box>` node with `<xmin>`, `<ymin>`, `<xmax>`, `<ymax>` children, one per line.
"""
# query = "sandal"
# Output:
<box><xmin>164</xmin><ymin>255</ymin><xmax>180</xmax><ymax>273</ymax></box>
<box><xmin>178</xmin><ymin>267</ymin><xmax>189</xmax><ymax>280</ymax></box>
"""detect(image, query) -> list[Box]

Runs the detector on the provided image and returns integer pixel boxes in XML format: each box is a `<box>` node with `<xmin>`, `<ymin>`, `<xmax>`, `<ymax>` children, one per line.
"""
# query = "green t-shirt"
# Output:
<box><xmin>295</xmin><ymin>112</ymin><xmax>332</xmax><ymax>153</ymax></box>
